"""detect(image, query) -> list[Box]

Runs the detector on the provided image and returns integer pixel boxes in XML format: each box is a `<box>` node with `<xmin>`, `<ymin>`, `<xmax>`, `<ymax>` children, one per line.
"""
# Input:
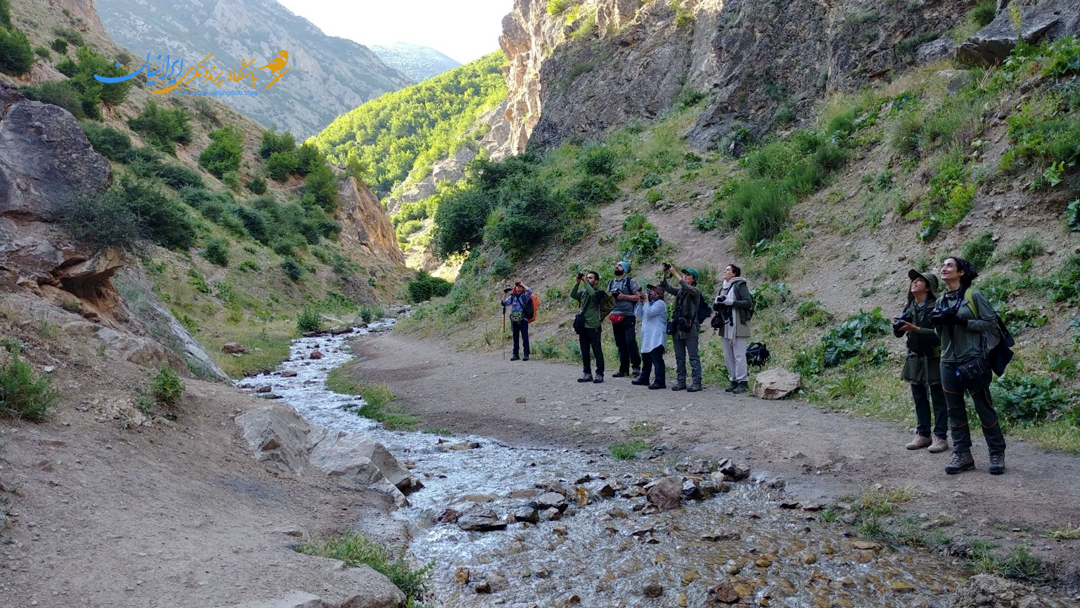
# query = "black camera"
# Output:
<box><xmin>929</xmin><ymin>309</ymin><xmax>950</xmax><ymax>327</ymax></box>
<box><xmin>577</xmin><ymin>272</ymin><xmax>584</xmax><ymax>281</ymax></box>
<box><xmin>893</xmin><ymin>311</ymin><xmax>913</xmax><ymax>331</ymax></box>
<box><xmin>662</xmin><ymin>262</ymin><xmax>672</xmax><ymax>270</ymax></box>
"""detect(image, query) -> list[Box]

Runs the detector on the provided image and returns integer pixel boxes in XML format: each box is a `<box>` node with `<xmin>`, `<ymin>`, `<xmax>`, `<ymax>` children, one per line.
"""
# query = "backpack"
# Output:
<box><xmin>746</xmin><ymin>342</ymin><xmax>770</xmax><ymax>366</ymax></box>
<box><xmin>524</xmin><ymin>293</ymin><xmax>539</xmax><ymax>324</ymax></box>
<box><xmin>964</xmin><ymin>290</ymin><xmax>1015</xmax><ymax>377</ymax></box>
<box><xmin>696</xmin><ymin>292</ymin><xmax>712</xmax><ymax>325</ymax></box>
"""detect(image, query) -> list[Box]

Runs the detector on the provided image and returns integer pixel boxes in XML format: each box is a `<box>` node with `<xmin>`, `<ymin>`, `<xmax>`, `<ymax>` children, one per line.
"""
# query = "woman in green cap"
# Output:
<box><xmin>893</xmin><ymin>269</ymin><xmax>949</xmax><ymax>454</ymax></box>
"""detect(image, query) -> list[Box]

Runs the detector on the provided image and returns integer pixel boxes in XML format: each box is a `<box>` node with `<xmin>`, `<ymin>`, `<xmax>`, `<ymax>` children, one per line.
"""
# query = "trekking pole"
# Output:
<box><xmin>502</xmin><ymin>305</ymin><xmax>507</xmax><ymax>360</ymax></box>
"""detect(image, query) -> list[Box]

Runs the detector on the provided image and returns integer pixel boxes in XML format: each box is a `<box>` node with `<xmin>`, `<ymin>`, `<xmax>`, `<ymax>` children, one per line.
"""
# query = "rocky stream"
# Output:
<box><xmin>238</xmin><ymin>321</ymin><xmax>1070</xmax><ymax>608</ymax></box>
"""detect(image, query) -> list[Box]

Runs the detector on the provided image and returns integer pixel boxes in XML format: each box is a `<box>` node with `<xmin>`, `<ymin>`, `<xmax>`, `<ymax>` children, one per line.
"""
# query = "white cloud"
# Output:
<box><xmin>276</xmin><ymin>0</ymin><xmax>514</xmax><ymax>64</ymax></box>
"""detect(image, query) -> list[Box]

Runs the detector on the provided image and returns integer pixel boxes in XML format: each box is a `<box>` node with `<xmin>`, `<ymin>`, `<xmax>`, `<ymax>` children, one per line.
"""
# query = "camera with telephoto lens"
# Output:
<box><xmin>893</xmin><ymin>311</ymin><xmax>913</xmax><ymax>331</ymax></box>
<box><xmin>662</xmin><ymin>262</ymin><xmax>672</xmax><ymax>271</ymax></box>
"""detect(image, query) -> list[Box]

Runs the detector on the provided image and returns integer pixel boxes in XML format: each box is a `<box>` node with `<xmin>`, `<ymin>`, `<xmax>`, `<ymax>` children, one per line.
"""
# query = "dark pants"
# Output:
<box><xmin>511</xmin><ymin>319</ymin><xmax>530</xmax><ymax>358</ymax></box>
<box><xmin>912</xmin><ymin>383</ymin><xmax>948</xmax><ymax>439</ymax></box>
<box><xmin>672</xmin><ymin>335</ymin><xmax>701</xmax><ymax>384</ymax></box>
<box><xmin>611</xmin><ymin>316</ymin><xmax>641</xmax><ymax>374</ymax></box>
<box><xmin>638</xmin><ymin>346</ymin><xmax>666</xmax><ymax>386</ymax></box>
<box><xmin>941</xmin><ymin>362</ymin><xmax>1006</xmax><ymax>455</ymax></box>
<box><xmin>579</xmin><ymin>327</ymin><xmax>604</xmax><ymax>374</ymax></box>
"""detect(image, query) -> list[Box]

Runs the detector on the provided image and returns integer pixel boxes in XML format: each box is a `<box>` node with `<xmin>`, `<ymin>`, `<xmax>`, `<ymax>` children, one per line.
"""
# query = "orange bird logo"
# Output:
<box><xmin>258</xmin><ymin>51</ymin><xmax>291</xmax><ymax>89</ymax></box>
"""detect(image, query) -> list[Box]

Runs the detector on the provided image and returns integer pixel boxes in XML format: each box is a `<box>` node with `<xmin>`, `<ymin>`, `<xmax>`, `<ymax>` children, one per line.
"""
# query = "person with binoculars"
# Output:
<box><xmin>893</xmin><ymin>269</ymin><xmax>949</xmax><ymax>454</ymax></box>
<box><xmin>607</xmin><ymin>261</ymin><xmax>643</xmax><ymax>379</ymax></box>
<box><xmin>501</xmin><ymin>281</ymin><xmax>532</xmax><ymax>361</ymax></box>
<box><xmin>570</xmin><ymin>270</ymin><xmax>605</xmax><ymax>383</ymax></box>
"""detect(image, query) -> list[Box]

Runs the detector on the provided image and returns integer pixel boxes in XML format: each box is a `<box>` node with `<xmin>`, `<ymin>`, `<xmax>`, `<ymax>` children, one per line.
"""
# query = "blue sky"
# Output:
<box><xmin>276</xmin><ymin>0</ymin><xmax>515</xmax><ymax>64</ymax></box>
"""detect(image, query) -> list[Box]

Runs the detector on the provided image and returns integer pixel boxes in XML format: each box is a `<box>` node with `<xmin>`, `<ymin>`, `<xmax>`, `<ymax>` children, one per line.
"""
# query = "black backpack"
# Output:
<box><xmin>521</xmin><ymin>293</ymin><xmax>534</xmax><ymax>320</ymax></box>
<box><xmin>695</xmin><ymin>292</ymin><xmax>712</xmax><ymax>325</ymax></box>
<box><xmin>746</xmin><ymin>342</ymin><xmax>770</xmax><ymax>366</ymax></box>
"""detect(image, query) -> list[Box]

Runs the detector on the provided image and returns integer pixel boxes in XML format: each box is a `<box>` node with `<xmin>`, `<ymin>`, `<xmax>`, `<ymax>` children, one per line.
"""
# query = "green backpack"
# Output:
<box><xmin>598</xmin><ymin>290</ymin><xmax>617</xmax><ymax>322</ymax></box>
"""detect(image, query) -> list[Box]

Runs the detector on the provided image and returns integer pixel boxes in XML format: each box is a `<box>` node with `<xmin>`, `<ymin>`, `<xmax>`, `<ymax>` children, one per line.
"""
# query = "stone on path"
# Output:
<box><xmin>646</xmin><ymin>476</ymin><xmax>683</xmax><ymax>510</ymax></box>
<box><xmin>752</xmin><ymin>368</ymin><xmax>801</xmax><ymax>400</ymax></box>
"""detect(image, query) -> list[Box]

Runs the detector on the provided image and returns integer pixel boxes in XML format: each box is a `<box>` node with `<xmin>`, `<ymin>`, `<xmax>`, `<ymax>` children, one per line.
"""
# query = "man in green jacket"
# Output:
<box><xmin>571</xmin><ymin>270</ymin><xmax>605</xmax><ymax>383</ymax></box>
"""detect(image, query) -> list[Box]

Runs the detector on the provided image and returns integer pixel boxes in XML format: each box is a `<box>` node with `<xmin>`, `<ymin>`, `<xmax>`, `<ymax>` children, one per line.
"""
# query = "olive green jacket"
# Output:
<box><xmin>934</xmin><ymin>288</ymin><xmax>998</xmax><ymax>364</ymax></box>
<box><xmin>894</xmin><ymin>298</ymin><xmax>941</xmax><ymax>385</ymax></box>
<box><xmin>571</xmin><ymin>280</ymin><xmax>601</xmax><ymax>329</ymax></box>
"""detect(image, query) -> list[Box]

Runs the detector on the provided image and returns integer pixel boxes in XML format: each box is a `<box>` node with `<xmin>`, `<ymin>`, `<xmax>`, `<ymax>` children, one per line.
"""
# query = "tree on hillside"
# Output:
<box><xmin>199</xmin><ymin>126</ymin><xmax>243</xmax><ymax>178</ymax></box>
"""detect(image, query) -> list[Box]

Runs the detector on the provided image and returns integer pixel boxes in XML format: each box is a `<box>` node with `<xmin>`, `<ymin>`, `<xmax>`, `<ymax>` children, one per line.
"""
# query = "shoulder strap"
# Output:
<box><xmin>964</xmin><ymin>289</ymin><xmax>979</xmax><ymax>318</ymax></box>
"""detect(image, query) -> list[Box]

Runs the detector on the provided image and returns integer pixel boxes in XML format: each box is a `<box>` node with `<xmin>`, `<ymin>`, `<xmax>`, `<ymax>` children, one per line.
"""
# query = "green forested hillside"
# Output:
<box><xmin>311</xmin><ymin>52</ymin><xmax>507</xmax><ymax>197</ymax></box>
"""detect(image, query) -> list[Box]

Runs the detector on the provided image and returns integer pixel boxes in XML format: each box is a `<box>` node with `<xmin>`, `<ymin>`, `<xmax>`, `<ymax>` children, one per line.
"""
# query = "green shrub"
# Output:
<box><xmin>0</xmin><ymin>354</ymin><xmax>59</xmax><ymax>421</ymax></box>
<box><xmin>69</xmin><ymin>177</ymin><xmax>196</xmax><ymax>251</ymax></box>
<box><xmin>258</xmin><ymin>130</ymin><xmax>296</xmax><ymax>158</ymax></box>
<box><xmin>156</xmin><ymin>164</ymin><xmax>205</xmax><ymax>190</ymax></box>
<box><xmin>809</xmin><ymin>309</ymin><xmax>891</xmax><ymax>372</ymax></box>
<box><xmin>580</xmin><ymin>143</ymin><xmax>618</xmax><ymax>176</ymax></box>
<box><xmin>51</xmin><ymin>26</ymin><xmax>83</xmax><ymax>46</ymax></box>
<box><xmin>199</xmin><ymin>126</ymin><xmax>243</xmax><ymax>178</ymax></box>
<box><xmin>546</xmin><ymin>0</ymin><xmax>572</xmax><ymax>16</ymax></box>
<box><xmin>49</xmin><ymin>38</ymin><xmax>67</xmax><ymax>54</ymax></box>
<box><xmin>237</xmin><ymin>260</ymin><xmax>261</xmax><ymax>272</ymax></box>
<box><xmin>34</xmin><ymin>45</ymin><xmax>49</xmax><ymax>59</ymax></box>
<box><xmin>281</xmin><ymin>257</ymin><xmax>303</xmax><ymax>281</ymax></box>
<box><xmin>20</xmin><ymin>81</ymin><xmax>83</xmax><ymax>118</ymax></box>
<box><xmin>970</xmin><ymin>1</ymin><xmax>997</xmax><ymax>28</ymax></box>
<box><xmin>407</xmin><ymin>270</ymin><xmax>452</xmax><ymax>303</ymax></box>
<box><xmin>296</xmin><ymin>532</ymin><xmax>431</xmax><ymax>604</ymax></box>
<box><xmin>129</xmin><ymin>102</ymin><xmax>192</xmax><ymax>155</ymax></box>
<box><xmin>235</xmin><ymin>206</ymin><xmax>270</xmax><ymax>245</ymax></box>
<box><xmin>1008</xmin><ymin>234</ymin><xmax>1044</xmax><ymax>261</ymax></box>
<box><xmin>359</xmin><ymin>305</ymin><xmax>382</xmax><ymax>323</ymax></box>
<box><xmin>246</xmin><ymin>175</ymin><xmax>267</xmax><ymax>194</ymax></box>
<box><xmin>296</xmin><ymin>307</ymin><xmax>321</xmax><ymax>332</ymax></box>
<box><xmin>303</xmin><ymin>160</ymin><xmax>339</xmax><ymax>212</ymax></box>
<box><xmin>0</xmin><ymin>26</ymin><xmax>35</xmax><ymax>76</ymax></box>
<box><xmin>48</xmin><ymin>46</ymin><xmax>132</xmax><ymax>115</ymax></box>
<box><xmin>81</xmin><ymin>123</ymin><xmax>133</xmax><ymax>162</ymax></box>
<box><xmin>203</xmin><ymin>237</ymin><xmax>230</xmax><ymax>266</ymax></box>
<box><xmin>265</xmin><ymin>151</ymin><xmax>298</xmax><ymax>181</ymax></box>
<box><xmin>961</xmin><ymin>230</ymin><xmax>996</xmax><ymax>271</ymax></box>
<box><xmin>149</xmin><ymin>366</ymin><xmax>184</xmax><ymax>407</ymax></box>
<box><xmin>991</xmin><ymin>374</ymin><xmax>1074</xmax><ymax>425</ymax></box>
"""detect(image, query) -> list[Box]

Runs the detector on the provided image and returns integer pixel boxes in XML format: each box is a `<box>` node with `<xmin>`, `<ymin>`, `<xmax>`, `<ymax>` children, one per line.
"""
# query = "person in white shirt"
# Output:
<box><xmin>631</xmin><ymin>284</ymin><xmax>668</xmax><ymax>389</ymax></box>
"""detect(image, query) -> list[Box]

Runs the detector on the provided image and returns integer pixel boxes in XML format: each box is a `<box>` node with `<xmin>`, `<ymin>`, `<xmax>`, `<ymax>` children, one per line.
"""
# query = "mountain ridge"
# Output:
<box><xmin>95</xmin><ymin>0</ymin><xmax>411</xmax><ymax>137</ymax></box>
<box><xmin>371</xmin><ymin>42</ymin><xmax>461</xmax><ymax>83</ymax></box>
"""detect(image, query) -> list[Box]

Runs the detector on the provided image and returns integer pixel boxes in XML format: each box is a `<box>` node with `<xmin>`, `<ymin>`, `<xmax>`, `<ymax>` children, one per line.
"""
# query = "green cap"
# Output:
<box><xmin>683</xmin><ymin>268</ymin><xmax>699</xmax><ymax>281</ymax></box>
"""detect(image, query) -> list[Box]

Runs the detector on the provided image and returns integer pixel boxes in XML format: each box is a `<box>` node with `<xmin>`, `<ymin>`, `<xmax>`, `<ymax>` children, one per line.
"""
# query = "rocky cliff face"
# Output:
<box><xmin>500</xmin><ymin>0</ymin><xmax>977</xmax><ymax>152</ymax></box>
<box><xmin>95</xmin><ymin>0</ymin><xmax>411</xmax><ymax>137</ymax></box>
<box><xmin>336</xmin><ymin>177</ymin><xmax>406</xmax><ymax>267</ymax></box>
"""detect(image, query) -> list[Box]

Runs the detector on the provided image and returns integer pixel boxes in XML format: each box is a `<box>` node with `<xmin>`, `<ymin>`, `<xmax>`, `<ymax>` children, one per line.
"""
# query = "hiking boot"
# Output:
<box><xmin>523</xmin><ymin>356</ymin><xmax>529</xmax><ymax>361</ymax></box>
<box><xmin>724</xmin><ymin>381</ymin><xmax>737</xmax><ymax>393</ymax></box>
<box><xmin>906</xmin><ymin>434</ymin><xmax>932</xmax><ymax>450</ymax></box>
<box><xmin>731</xmin><ymin>381</ymin><xmax>749</xmax><ymax>394</ymax></box>
<box><xmin>988</xmin><ymin>452</ymin><xmax>1005</xmax><ymax>475</ymax></box>
<box><xmin>510</xmin><ymin>355</ymin><xmax>520</xmax><ymax>361</ymax></box>
<box><xmin>577</xmin><ymin>373</ymin><xmax>593</xmax><ymax>383</ymax></box>
<box><xmin>593</xmin><ymin>373</ymin><xmax>604</xmax><ymax>383</ymax></box>
<box><xmin>944</xmin><ymin>452</ymin><xmax>975</xmax><ymax>474</ymax></box>
<box><xmin>928</xmin><ymin>436</ymin><xmax>949</xmax><ymax>453</ymax></box>
<box><xmin>631</xmin><ymin>377</ymin><xmax>647</xmax><ymax>386</ymax></box>
<box><xmin>687</xmin><ymin>383</ymin><xmax>702</xmax><ymax>393</ymax></box>
<box><xmin>611</xmin><ymin>371</ymin><xmax>628</xmax><ymax>378</ymax></box>
<box><xmin>648</xmin><ymin>383</ymin><xmax>666</xmax><ymax>390</ymax></box>
<box><xmin>671</xmin><ymin>382</ymin><xmax>687</xmax><ymax>391</ymax></box>
<box><xmin>632</xmin><ymin>368</ymin><xmax>641</xmax><ymax>377</ymax></box>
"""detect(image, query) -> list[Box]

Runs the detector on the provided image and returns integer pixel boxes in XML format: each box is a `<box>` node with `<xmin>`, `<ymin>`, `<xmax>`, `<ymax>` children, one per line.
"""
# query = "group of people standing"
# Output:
<box><xmin>894</xmin><ymin>256</ymin><xmax>1008</xmax><ymax>475</ymax></box>
<box><xmin>567</xmin><ymin>261</ymin><xmax>754</xmax><ymax>394</ymax></box>
<box><xmin>504</xmin><ymin>253</ymin><xmax>1009</xmax><ymax>477</ymax></box>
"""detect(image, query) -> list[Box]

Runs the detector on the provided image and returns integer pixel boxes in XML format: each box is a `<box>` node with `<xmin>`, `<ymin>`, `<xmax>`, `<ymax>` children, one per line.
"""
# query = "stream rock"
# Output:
<box><xmin>457</xmin><ymin>507</ymin><xmax>508</xmax><ymax>531</ymax></box>
<box><xmin>645</xmin><ymin>476</ymin><xmax>684</xmax><ymax>510</ymax></box>
<box><xmin>236</xmin><ymin>403</ymin><xmax>414</xmax><ymax>505</ymax></box>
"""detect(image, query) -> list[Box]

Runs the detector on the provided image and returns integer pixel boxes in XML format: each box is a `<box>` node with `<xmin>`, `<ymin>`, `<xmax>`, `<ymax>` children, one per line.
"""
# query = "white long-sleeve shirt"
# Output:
<box><xmin>636</xmin><ymin>299</ymin><xmax>668</xmax><ymax>353</ymax></box>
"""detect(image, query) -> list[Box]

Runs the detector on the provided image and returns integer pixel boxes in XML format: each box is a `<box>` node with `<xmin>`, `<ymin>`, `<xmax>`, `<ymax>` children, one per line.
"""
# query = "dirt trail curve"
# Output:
<box><xmin>349</xmin><ymin>332</ymin><xmax>1080</xmax><ymax>595</ymax></box>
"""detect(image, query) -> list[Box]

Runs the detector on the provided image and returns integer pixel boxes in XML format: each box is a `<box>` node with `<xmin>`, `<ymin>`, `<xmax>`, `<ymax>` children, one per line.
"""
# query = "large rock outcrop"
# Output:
<box><xmin>957</xmin><ymin>0</ymin><xmax>1080</xmax><ymax>66</ymax></box>
<box><xmin>500</xmin><ymin>0</ymin><xmax>976</xmax><ymax>153</ymax></box>
<box><xmin>336</xmin><ymin>177</ymin><xmax>406</xmax><ymax>266</ymax></box>
<box><xmin>0</xmin><ymin>82</ymin><xmax>119</xmax><ymax>311</ymax></box>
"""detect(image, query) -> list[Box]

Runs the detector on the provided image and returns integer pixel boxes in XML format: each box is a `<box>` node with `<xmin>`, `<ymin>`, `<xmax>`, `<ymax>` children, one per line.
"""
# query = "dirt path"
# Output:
<box><xmin>347</xmin><ymin>331</ymin><xmax>1080</xmax><ymax>596</ymax></box>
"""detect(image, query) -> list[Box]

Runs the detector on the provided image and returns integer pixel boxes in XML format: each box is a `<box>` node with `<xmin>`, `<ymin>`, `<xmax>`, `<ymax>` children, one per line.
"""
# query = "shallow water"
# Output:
<box><xmin>242</xmin><ymin>322</ymin><xmax>986</xmax><ymax>608</ymax></box>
